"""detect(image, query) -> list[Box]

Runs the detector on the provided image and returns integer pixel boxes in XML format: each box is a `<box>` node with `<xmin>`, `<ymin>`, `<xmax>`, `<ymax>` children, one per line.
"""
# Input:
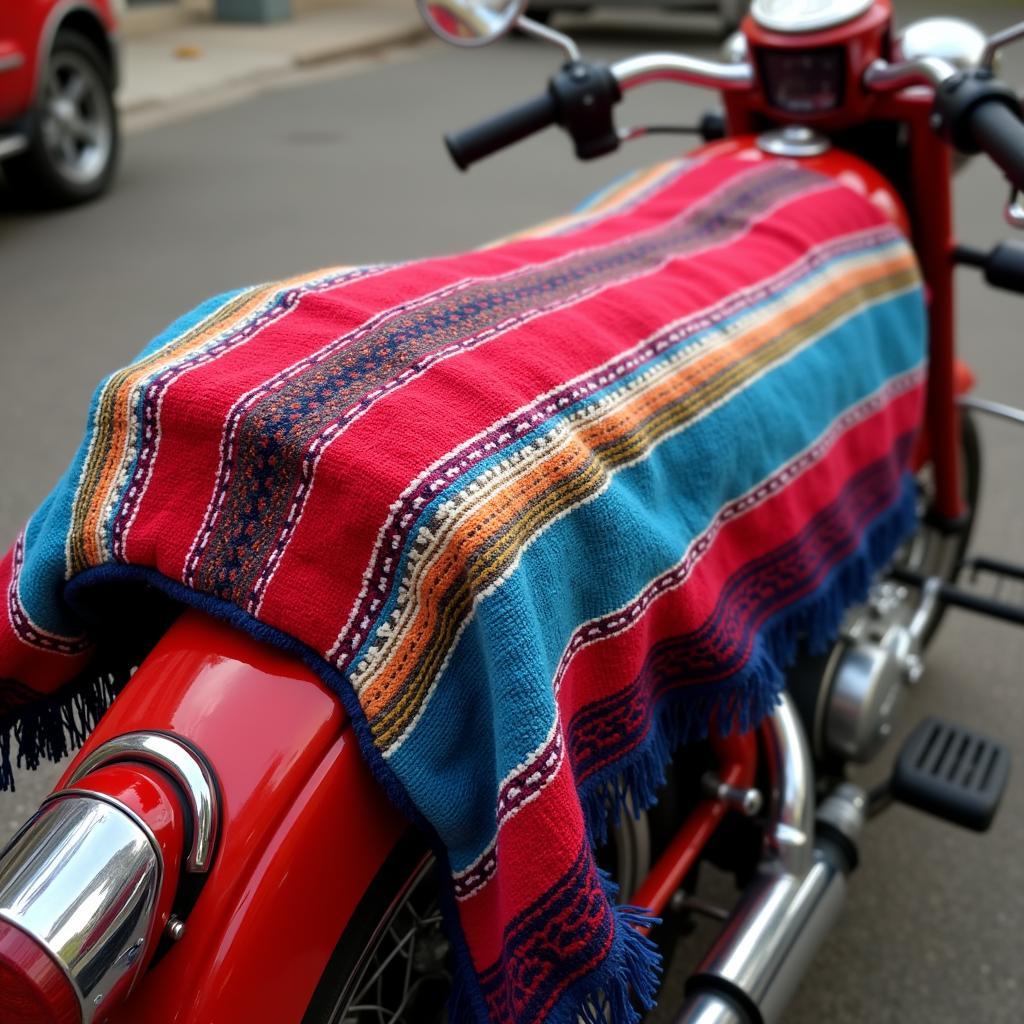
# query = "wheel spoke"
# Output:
<box><xmin>67</xmin><ymin>114</ymin><xmax>98</xmax><ymax>145</ymax></box>
<box><xmin>62</xmin><ymin>71</ymin><xmax>88</xmax><ymax>106</ymax></box>
<box><xmin>60</xmin><ymin>133</ymin><xmax>78</xmax><ymax>165</ymax></box>
<box><xmin>349</xmin><ymin>925</ymin><xmax>418</xmax><ymax>1000</ymax></box>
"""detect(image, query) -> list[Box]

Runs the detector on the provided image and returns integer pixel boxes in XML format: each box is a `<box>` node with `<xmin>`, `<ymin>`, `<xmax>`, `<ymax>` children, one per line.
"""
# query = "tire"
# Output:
<box><xmin>4</xmin><ymin>29</ymin><xmax>119</xmax><ymax>207</ymax></box>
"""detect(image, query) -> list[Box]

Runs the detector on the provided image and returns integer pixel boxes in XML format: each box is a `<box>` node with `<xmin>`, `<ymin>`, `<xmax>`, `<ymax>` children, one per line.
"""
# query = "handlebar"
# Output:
<box><xmin>609</xmin><ymin>54</ymin><xmax>754</xmax><ymax>93</ymax></box>
<box><xmin>446</xmin><ymin>91</ymin><xmax>558</xmax><ymax>171</ymax></box>
<box><xmin>959</xmin><ymin>92</ymin><xmax>1024</xmax><ymax>192</ymax></box>
<box><xmin>444</xmin><ymin>55</ymin><xmax>751</xmax><ymax>171</ymax></box>
<box><xmin>444</xmin><ymin>48</ymin><xmax>1024</xmax><ymax>194</ymax></box>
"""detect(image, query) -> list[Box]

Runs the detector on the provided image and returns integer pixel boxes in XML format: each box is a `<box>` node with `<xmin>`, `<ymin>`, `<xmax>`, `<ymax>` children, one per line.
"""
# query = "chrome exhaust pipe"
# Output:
<box><xmin>675</xmin><ymin>695</ymin><xmax>867</xmax><ymax>1024</ymax></box>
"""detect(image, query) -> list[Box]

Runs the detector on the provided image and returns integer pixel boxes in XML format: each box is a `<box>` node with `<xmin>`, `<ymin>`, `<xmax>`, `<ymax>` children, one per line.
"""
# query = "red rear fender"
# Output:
<box><xmin>61</xmin><ymin>610</ymin><xmax>407</xmax><ymax>1024</ymax></box>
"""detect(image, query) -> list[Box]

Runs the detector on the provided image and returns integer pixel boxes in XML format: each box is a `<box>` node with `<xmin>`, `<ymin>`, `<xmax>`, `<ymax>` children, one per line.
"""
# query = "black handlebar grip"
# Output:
<box><xmin>968</xmin><ymin>100</ymin><xmax>1024</xmax><ymax>193</ymax></box>
<box><xmin>445</xmin><ymin>91</ymin><xmax>559</xmax><ymax>171</ymax></box>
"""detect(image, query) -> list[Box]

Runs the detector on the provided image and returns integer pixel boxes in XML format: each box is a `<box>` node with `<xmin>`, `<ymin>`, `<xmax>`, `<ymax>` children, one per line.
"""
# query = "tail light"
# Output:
<box><xmin>0</xmin><ymin>733</ymin><xmax>219</xmax><ymax>1024</ymax></box>
<box><xmin>0</xmin><ymin>920</ymin><xmax>81</xmax><ymax>1024</ymax></box>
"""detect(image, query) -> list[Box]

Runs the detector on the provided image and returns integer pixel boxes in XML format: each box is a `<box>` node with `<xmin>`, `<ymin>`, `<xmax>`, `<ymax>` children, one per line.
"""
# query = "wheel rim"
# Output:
<box><xmin>40</xmin><ymin>51</ymin><xmax>113</xmax><ymax>187</ymax></box>
<box><xmin>326</xmin><ymin>798</ymin><xmax>651</xmax><ymax>1024</ymax></box>
<box><xmin>328</xmin><ymin>855</ymin><xmax>451</xmax><ymax>1024</ymax></box>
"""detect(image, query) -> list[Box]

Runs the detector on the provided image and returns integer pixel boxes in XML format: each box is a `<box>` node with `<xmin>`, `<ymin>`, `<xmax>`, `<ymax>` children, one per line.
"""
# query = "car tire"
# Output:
<box><xmin>4</xmin><ymin>28</ymin><xmax>119</xmax><ymax>207</ymax></box>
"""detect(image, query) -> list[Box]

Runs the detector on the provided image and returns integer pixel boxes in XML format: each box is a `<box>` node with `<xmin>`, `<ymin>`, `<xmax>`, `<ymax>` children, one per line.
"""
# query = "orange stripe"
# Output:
<box><xmin>359</xmin><ymin>250</ymin><xmax>916</xmax><ymax>731</ymax></box>
<box><xmin>76</xmin><ymin>269</ymin><xmax>345</xmax><ymax>566</ymax></box>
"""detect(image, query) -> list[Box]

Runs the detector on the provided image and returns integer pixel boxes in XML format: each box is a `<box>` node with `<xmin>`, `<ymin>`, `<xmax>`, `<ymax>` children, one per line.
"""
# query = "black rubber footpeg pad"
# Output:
<box><xmin>891</xmin><ymin>717</ymin><xmax>1010</xmax><ymax>832</ymax></box>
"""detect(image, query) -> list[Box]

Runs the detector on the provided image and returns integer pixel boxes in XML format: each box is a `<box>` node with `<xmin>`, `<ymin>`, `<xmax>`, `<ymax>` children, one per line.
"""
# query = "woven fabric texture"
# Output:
<box><xmin>0</xmin><ymin>155</ymin><xmax>926</xmax><ymax>1022</ymax></box>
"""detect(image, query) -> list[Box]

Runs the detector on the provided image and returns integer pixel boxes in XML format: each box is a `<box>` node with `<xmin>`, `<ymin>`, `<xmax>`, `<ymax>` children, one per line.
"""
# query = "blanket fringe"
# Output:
<box><xmin>581</xmin><ymin>478</ymin><xmax>917</xmax><ymax>849</ymax></box>
<box><xmin>553</xmin><ymin>871</ymin><xmax>663</xmax><ymax>1024</ymax></box>
<box><xmin>0</xmin><ymin>667</ymin><xmax>130</xmax><ymax>792</ymax></box>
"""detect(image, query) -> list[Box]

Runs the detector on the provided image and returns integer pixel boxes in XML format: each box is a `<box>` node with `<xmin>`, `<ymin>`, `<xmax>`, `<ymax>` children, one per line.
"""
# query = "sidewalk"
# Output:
<box><xmin>120</xmin><ymin>3</ymin><xmax>427</xmax><ymax>118</ymax></box>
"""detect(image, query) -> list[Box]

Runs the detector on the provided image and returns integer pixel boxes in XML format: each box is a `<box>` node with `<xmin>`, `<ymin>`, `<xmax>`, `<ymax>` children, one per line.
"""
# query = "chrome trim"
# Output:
<box><xmin>958</xmin><ymin>394</ymin><xmax>1024</xmax><ymax>425</ymax></box>
<box><xmin>862</xmin><ymin>56</ymin><xmax>958</xmax><ymax>94</ymax></box>
<box><xmin>0</xmin><ymin>793</ymin><xmax>163</xmax><ymax>1024</ymax></box>
<box><xmin>516</xmin><ymin>15</ymin><xmax>580</xmax><ymax>63</ymax></box>
<box><xmin>761</xmin><ymin>692</ymin><xmax>814</xmax><ymax>874</ymax></box>
<box><xmin>0</xmin><ymin>53</ymin><xmax>25</xmax><ymax>74</ymax></box>
<box><xmin>895</xmin><ymin>18</ymin><xmax>987</xmax><ymax>75</ymax></box>
<box><xmin>757</xmin><ymin>125</ymin><xmax>831</xmax><ymax>158</ymax></box>
<box><xmin>981</xmin><ymin>20</ymin><xmax>1024</xmax><ymax>72</ymax></box>
<box><xmin>0</xmin><ymin>134</ymin><xmax>30</xmax><ymax>160</ymax></box>
<box><xmin>675</xmin><ymin>993</ymin><xmax>746</xmax><ymax>1024</ymax></box>
<box><xmin>675</xmin><ymin>698</ymin><xmax>867</xmax><ymax>1024</ymax></box>
<box><xmin>69</xmin><ymin>732</ymin><xmax>218</xmax><ymax>873</ymax></box>
<box><xmin>720</xmin><ymin>30</ymin><xmax>749</xmax><ymax>66</ymax></box>
<box><xmin>687</xmin><ymin>854</ymin><xmax>848</xmax><ymax>1023</ymax></box>
<box><xmin>751</xmin><ymin>0</ymin><xmax>872</xmax><ymax>34</ymax></box>
<box><xmin>43</xmin><ymin>787</ymin><xmax>164</xmax><ymax>875</ymax></box>
<box><xmin>1006</xmin><ymin>187</ymin><xmax>1024</xmax><ymax>231</ymax></box>
<box><xmin>702</xmin><ymin>773</ymin><xmax>763</xmax><ymax>817</ymax></box>
<box><xmin>611</xmin><ymin>54</ymin><xmax>754</xmax><ymax>94</ymax></box>
<box><xmin>416</xmin><ymin>0</ymin><xmax>526</xmax><ymax>49</ymax></box>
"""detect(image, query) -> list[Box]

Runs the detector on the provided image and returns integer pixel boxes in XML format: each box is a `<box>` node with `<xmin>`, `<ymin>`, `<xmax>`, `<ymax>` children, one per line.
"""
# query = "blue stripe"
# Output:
<box><xmin>388</xmin><ymin>286</ymin><xmax>924</xmax><ymax>870</ymax></box>
<box><xmin>351</xmin><ymin>236</ymin><xmax>911</xmax><ymax>677</ymax></box>
<box><xmin>18</xmin><ymin>289</ymin><xmax>247</xmax><ymax>635</ymax></box>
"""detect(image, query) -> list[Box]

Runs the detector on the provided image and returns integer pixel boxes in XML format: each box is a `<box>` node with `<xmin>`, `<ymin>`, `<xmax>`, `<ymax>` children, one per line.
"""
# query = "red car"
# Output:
<box><xmin>0</xmin><ymin>0</ymin><xmax>120</xmax><ymax>205</ymax></box>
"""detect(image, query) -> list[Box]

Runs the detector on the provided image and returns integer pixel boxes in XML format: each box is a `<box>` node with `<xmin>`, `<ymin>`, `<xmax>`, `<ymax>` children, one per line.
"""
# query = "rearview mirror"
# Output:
<box><xmin>416</xmin><ymin>0</ymin><xmax>528</xmax><ymax>48</ymax></box>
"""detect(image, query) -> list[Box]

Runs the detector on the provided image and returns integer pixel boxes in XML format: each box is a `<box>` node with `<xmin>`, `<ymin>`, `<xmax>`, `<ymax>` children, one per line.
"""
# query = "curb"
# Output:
<box><xmin>292</xmin><ymin>23</ymin><xmax>427</xmax><ymax>68</ymax></box>
<box><xmin>118</xmin><ymin>18</ymin><xmax>427</xmax><ymax>119</ymax></box>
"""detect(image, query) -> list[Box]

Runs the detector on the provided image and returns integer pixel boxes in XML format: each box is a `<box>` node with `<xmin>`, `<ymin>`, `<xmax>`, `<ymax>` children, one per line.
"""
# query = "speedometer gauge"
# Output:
<box><xmin>760</xmin><ymin>48</ymin><xmax>845</xmax><ymax>113</ymax></box>
<box><xmin>751</xmin><ymin>0</ymin><xmax>873</xmax><ymax>33</ymax></box>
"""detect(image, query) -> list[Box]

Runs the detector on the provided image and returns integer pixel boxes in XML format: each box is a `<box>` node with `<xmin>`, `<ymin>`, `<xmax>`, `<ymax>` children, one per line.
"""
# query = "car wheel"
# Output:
<box><xmin>4</xmin><ymin>28</ymin><xmax>119</xmax><ymax>207</ymax></box>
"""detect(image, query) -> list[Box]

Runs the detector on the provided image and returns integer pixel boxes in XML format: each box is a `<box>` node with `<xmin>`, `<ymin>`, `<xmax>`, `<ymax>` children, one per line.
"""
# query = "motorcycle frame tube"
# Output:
<box><xmin>722</xmin><ymin>0</ymin><xmax>966</xmax><ymax>517</ymax></box>
<box><xmin>631</xmin><ymin>728</ymin><xmax>758</xmax><ymax>924</ymax></box>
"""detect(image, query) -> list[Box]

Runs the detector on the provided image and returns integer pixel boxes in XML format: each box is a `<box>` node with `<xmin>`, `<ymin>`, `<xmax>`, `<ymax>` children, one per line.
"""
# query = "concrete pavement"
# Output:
<box><xmin>119</xmin><ymin>2</ymin><xmax>425</xmax><ymax>123</ymax></box>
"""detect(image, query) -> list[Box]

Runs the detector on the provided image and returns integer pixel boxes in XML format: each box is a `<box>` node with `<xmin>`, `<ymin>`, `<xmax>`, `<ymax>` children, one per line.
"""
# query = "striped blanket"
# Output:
<box><xmin>0</xmin><ymin>155</ymin><xmax>925</xmax><ymax>1022</ymax></box>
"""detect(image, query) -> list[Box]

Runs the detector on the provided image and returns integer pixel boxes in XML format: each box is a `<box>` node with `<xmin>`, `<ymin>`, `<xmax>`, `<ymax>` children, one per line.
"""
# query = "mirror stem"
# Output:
<box><xmin>516</xmin><ymin>15</ymin><xmax>581</xmax><ymax>63</ymax></box>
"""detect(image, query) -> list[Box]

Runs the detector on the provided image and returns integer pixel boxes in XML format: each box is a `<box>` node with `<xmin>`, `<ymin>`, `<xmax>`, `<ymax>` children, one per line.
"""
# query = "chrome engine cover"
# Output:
<box><xmin>799</xmin><ymin>581</ymin><xmax>931</xmax><ymax>764</ymax></box>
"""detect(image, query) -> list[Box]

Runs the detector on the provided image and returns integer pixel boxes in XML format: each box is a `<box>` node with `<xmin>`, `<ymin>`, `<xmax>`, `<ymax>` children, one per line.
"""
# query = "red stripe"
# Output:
<box><xmin>258</xmin><ymin>180</ymin><xmax>875</xmax><ymax>651</ymax></box>
<box><xmin>455</xmin><ymin>378</ymin><xmax>922</xmax><ymax>956</ymax></box>
<box><xmin>555</xmin><ymin>380</ymin><xmax>924</xmax><ymax>721</ymax></box>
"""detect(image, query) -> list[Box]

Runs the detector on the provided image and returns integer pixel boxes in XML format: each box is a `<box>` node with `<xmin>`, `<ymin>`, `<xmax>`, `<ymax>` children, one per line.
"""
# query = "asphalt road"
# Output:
<box><xmin>1</xmin><ymin>3</ymin><xmax>1023</xmax><ymax>1021</ymax></box>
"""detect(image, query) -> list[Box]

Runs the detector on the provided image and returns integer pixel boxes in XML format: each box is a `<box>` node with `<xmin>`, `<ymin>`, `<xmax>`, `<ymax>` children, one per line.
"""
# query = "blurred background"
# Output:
<box><xmin>1</xmin><ymin>0</ymin><xmax>1022</xmax><ymax>1020</ymax></box>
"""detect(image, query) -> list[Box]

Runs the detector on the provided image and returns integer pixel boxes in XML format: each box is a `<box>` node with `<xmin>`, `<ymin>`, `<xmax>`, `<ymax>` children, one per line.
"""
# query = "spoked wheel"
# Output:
<box><xmin>304</xmin><ymin>840</ymin><xmax>451</xmax><ymax>1024</ymax></box>
<box><xmin>4</xmin><ymin>30</ymin><xmax>119</xmax><ymax>206</ymax></box>
<box><xmin>305</xmin><ymin>806</ymin><xmax>653</xmax><ymax>1024</ymax></box>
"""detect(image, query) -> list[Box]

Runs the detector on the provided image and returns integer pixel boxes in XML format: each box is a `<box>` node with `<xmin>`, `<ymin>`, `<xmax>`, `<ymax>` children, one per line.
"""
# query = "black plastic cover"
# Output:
<box><xmin>891</xmin><ymin>717</ymin><xmax>1010</xmax><ymax>832</ymax></box>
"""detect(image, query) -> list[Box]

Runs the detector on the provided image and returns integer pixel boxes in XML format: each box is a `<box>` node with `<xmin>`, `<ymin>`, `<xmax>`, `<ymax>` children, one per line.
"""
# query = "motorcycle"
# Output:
<box><xmin>1</xmin><ymin>1</ymin><xmax>1023</xmax><ymax>1022</ymax></box>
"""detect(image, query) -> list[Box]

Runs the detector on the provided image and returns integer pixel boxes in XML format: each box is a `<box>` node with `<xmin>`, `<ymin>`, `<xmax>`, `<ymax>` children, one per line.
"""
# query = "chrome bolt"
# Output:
<box><xmin>905</xmin><ymin>654</ymin><xmax>925</xmax><ymax>685</ymax></box>
<box><xmin>703</xmin><ymin>773</ymin><xmax>763</xmax><ymax>816</ymax></box>
<box><xmin>166</xmin><ymin>916</ymin><xmax>186</xmax><ymax>942</ymax></box>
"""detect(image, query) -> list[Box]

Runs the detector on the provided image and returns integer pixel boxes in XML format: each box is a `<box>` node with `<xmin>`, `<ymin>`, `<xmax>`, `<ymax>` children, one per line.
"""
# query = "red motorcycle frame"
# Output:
<box><xmin>3</xmin><ymin>1</ymin><xmax>1015</xmax><ymax>1021</ymax></box>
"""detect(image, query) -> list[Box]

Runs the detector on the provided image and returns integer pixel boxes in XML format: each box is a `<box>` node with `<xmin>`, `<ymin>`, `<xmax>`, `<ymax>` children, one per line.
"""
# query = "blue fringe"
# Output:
<box><xmin>579</xmin><ymin>475</ymin><xmax>917</xmax><ymax>851</ymax></box>
<box><xmin>0</xmin><ymin>669</ymin><xmax>125</xmax><ymax>791</ymax></box>
<box><xmin>0</xmin><ymin>475</ymin><xmax>917</xmax><ymax>1024</ymax></box>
